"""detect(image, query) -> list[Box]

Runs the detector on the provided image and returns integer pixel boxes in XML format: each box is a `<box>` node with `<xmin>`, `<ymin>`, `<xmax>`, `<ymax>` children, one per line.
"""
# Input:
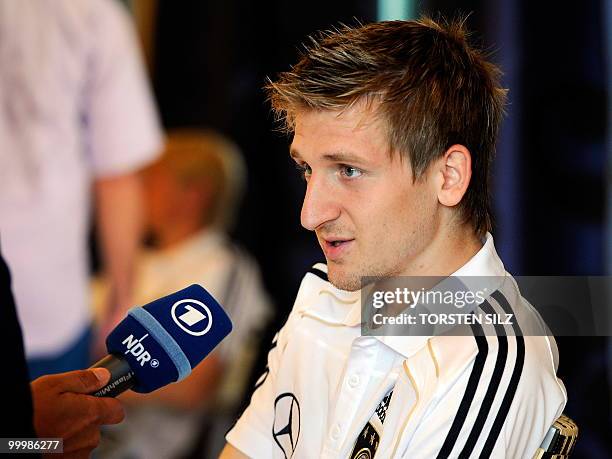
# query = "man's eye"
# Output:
<box><xmin>340</xmin><ymin>165</ymin><xmax>362</xmax><ymax>178</ymax></box>
<box><xmin>295</xmin><ymin>163</ymin><xmax>312</xmax><ymax>180</ymax></box>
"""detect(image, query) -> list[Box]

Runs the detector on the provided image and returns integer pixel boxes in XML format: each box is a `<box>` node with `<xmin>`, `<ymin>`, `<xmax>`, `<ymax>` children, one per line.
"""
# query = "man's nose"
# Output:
<box><xmin>300</xmin><ymin>175</ymin><xmax>340</xmax><ymax>231</ymax></box>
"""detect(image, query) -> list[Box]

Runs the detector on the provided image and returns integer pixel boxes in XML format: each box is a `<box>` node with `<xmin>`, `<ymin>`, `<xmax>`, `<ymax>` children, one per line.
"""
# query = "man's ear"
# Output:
<box><xmin>437</xmin><ymin>144</ymin><xmax>472</xmax><ymax>207</ymax></box>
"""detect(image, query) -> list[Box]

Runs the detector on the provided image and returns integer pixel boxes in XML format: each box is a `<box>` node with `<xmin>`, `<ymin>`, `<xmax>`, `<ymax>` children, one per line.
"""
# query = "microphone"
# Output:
<box><xmin>89</xmin><ymin>284</ymin><xmax>232</xmax><ymax>397</ymax></box>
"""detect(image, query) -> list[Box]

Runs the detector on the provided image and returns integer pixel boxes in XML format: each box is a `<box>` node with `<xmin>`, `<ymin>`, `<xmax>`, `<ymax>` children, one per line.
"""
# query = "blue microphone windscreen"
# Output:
<box><xmin>106</xmin><ymin>284</ymin><xmax>232</xmax><ymax>393</ymax></box>
<box><xmin>106</xmin><ymin>314</ymin><xmax>179</xmax><ymax>393</ymax></box>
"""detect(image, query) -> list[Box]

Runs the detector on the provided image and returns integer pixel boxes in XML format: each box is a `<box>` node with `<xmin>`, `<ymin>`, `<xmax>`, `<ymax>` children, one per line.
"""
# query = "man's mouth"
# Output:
<box><xmin>324</xmin><ymin>237</ymin><xmax>353</xmax><ymax>245</ymax></box>
<box><xmin>321</xmin><ymin>237</ymin><xmax>355</xmax><ymax>260</ymax></box>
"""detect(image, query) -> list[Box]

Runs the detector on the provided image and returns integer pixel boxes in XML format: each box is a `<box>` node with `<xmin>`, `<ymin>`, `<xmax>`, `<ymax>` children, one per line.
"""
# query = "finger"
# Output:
<box><xmin>91</xmin><ymin>396</ymin><xmax>125</xmax><ymax>425</ymax></box>
<box><xmin>56</xmin><ymin>368</ymin><xmax>111</xmax><ymax>394</ymax></box>
<box><xmin>31</xmin><ymin>373</ymin><xmax>61</xmax><ymax>392</ymax></box>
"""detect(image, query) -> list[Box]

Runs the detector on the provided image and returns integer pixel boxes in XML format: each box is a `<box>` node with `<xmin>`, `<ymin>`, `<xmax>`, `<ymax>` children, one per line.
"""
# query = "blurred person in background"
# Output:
<box><xmin>95</xmin><ymin>129</ymin><xmax>271</xmax><ymax>459</ymax></box>
<box><xmin>0</xmin><ymin>0</ymin><xmax>162</xmax><ymax>379</ymax></box>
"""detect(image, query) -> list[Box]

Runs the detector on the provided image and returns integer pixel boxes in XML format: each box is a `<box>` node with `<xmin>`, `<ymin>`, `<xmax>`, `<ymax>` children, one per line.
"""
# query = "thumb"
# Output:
<box><xmin>55</xmin><ymin>368</ymin><xmax>111</xmax><ymax>394</ymax></box>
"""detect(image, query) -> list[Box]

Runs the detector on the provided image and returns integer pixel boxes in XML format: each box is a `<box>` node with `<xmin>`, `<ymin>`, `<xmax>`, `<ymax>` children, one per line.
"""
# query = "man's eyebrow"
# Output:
<box><xmin>321</xmin><ymin>152</ymin><xmax>365</xmax><ymax>164</ymax></box>
<box><xmin>290</xmin><ymin>149</ymin><xmax>366</xmax><ymax>165</ymax></box>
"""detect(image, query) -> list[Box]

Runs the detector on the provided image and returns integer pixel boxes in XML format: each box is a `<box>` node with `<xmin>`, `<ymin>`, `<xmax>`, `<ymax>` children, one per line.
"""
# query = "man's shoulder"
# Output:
<box><xmin>429</xmin><ymin>276</ymin><xmax>563</xmax><ymax>393</ymax></box>
<box><xmin>489</xmin><ymin>275</ymin><xmax>556</xmax><ymax>341</ymax></box>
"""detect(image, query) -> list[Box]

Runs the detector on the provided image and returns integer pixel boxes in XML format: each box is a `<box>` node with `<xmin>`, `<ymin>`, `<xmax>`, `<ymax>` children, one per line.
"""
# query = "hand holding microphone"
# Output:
<box><xmin>29</xmin><ymin>284</ymin><xmax>230</xmax><ymax>457</ymax></box>
<box><xmin>31</xmin><ymin>368</ymin><xmax>124</xmax><ymax>457</ymax></box>
<box><xmin>90</xmin><ymin>284</ymin><xmax>233</xmax><ymax>397</ymax></box>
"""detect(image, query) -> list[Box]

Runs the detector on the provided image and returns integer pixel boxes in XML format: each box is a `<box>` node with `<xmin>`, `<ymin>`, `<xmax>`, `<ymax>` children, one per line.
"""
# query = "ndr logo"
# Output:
<box><xmin>122</xmin><ymin>333</ymin><xmax>153</xmax><ymax>367</ymax></box>
<box><xmin>171</xmin><ymin>299</ymin><xmax>213</xmax><ymax>336</ymax></box>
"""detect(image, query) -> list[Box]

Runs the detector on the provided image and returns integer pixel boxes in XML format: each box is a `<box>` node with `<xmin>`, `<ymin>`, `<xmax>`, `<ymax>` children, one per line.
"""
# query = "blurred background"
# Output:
<box><xmin>0</xmin><ymin>0</ymin><xmax>608</xmax><ymax>457</ymax></box>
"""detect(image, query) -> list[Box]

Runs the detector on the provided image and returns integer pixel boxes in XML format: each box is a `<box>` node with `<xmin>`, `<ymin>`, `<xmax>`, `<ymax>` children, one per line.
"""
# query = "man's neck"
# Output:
<box><xmin>399</xmin><ymin>223</ymin><xmax>483</xmax><ymax>277</ymax></box>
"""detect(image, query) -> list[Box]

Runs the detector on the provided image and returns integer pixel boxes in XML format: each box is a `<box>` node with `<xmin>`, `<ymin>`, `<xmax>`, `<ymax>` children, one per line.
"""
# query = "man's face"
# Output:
<box><xmin>290</xmin><ymin>104</ymin><xmax>441</xmax><ymax>291</ymax></box>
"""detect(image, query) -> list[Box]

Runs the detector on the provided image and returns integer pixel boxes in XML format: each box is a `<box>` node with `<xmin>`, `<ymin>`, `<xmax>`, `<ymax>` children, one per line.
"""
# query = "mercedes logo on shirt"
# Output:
<box><xmin>273</xmin><ymin>393</ymin><xmax>301</xmax><ymax>459</ymax></box>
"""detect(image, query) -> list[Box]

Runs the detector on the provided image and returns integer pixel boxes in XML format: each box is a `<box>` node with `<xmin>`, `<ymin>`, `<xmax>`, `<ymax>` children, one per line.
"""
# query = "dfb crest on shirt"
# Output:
<box><xmin>273</xmin><ymin>393</ymin><xmax>301</xmax><ymax>458</ymax></box>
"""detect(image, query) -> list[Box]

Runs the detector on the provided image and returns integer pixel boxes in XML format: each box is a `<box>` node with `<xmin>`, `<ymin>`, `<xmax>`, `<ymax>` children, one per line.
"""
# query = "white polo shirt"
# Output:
<box><xmin>226</xmin><ymin>234</ymin><xmax>567</xmax><ymax>458</ymax></box>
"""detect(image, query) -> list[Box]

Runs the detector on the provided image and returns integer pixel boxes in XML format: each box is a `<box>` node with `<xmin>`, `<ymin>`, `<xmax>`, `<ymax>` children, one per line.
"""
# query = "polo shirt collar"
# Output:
<box><xmin>297</xmin><ymin>263</ymin><xmax>361</xmax><ymax>325</ymax></box>
<box><xmin>301</xmin><ymin>233</ymin><xmax>506</xmax><ymax>357</ymax></box>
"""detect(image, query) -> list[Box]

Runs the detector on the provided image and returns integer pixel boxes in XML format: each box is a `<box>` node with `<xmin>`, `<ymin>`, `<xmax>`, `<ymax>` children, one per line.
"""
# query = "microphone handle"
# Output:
<box><xmin>89</xmin><ymin>354</ymin><xmax>136</xmax><ymax>397</ymax></box>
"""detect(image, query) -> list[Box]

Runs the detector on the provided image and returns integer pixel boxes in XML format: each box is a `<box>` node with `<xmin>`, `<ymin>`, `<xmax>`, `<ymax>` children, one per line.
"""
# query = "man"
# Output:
<box><xmin>0</xmin><ymin>0</ymin><xmax>162</xmax><ymax>378</ymax></box>
<box><xmin>221</xmin><ymin>17</ymin><xmax>566</xmax><ymax>458</ymax></box>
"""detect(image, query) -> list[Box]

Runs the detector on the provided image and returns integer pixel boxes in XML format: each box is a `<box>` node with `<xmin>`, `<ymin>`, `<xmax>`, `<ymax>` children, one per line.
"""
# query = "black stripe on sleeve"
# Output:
<box><xmin>436</xmin><ymin>323</ymin><xmax>489</xmax><ymax>458</ymax></box>
<box><xmin>491</xmin><ymin>290</ymin><xmax>523</xmax><ymax>336</ymax></box>
<box><xmin>458</xmin><ymin>300</ymin><xmax>508</xmax><ymax>458</ymax></box>
<box><xmin>253</xmin><ymin>333</ymin><xmax>278</xmax><ymax>391</ymax></box>
<box><xmin>253</xmin><ymin>367</ymin><xmax>270</xmax><ymax>391</ymax></box>
<box><xmin>478</xmin><ymin>291</ymin><xmax>525</xmax><ymax>457</ymax></box>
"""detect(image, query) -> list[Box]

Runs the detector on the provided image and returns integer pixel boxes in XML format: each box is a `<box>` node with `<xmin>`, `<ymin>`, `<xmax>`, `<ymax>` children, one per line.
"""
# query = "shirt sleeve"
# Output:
<box><xmin>226</xmin><ymin>266</ymin><xmax>326</xmax><ymax>458</ymax></box>
<box><xmin>82</xmin><ymin>0</ymin><xmax>162</xmax><ymax>177</ymax></box>
<box><xmin>398</xmin><ymin>335</ymin><xmax>566</xmax><ymax>458</ymax></box>
<box><xmin>0</xmin><ymin>245</ymin><xmax>37</xmax><ymax>439</ymax></box>
<box><xmin>225</xmin><ymin>327</ymin><xmax>284</xmax><ymax>458</ymax></box>
<box><xmin>225</xmin><ymin>269</ymin><xmax>314</xmax><ymax>459</ymax></box>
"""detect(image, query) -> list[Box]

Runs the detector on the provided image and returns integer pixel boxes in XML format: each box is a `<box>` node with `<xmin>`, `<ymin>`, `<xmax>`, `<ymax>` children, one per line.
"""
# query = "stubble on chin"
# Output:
<box><xmin>328</xmin><ymin>255</ymin><xmax>400</xmax><ymax>292</ymax></box>
<box><xmin>326</xmin><ymin>263</ymin><xmax>364</xmax><ymax>292</ymax></box>
<box><xmin>329</xmin><ymin>274</ymin><xmax>361</xmax><ymax>291</ymax></box>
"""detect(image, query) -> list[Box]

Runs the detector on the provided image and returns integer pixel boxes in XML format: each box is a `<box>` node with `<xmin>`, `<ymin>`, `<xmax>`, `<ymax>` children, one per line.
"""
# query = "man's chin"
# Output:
<box><xmin>327</xmin><ymin>267</ymin><xmax>361</xmax><ymax>292</ymax></box>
